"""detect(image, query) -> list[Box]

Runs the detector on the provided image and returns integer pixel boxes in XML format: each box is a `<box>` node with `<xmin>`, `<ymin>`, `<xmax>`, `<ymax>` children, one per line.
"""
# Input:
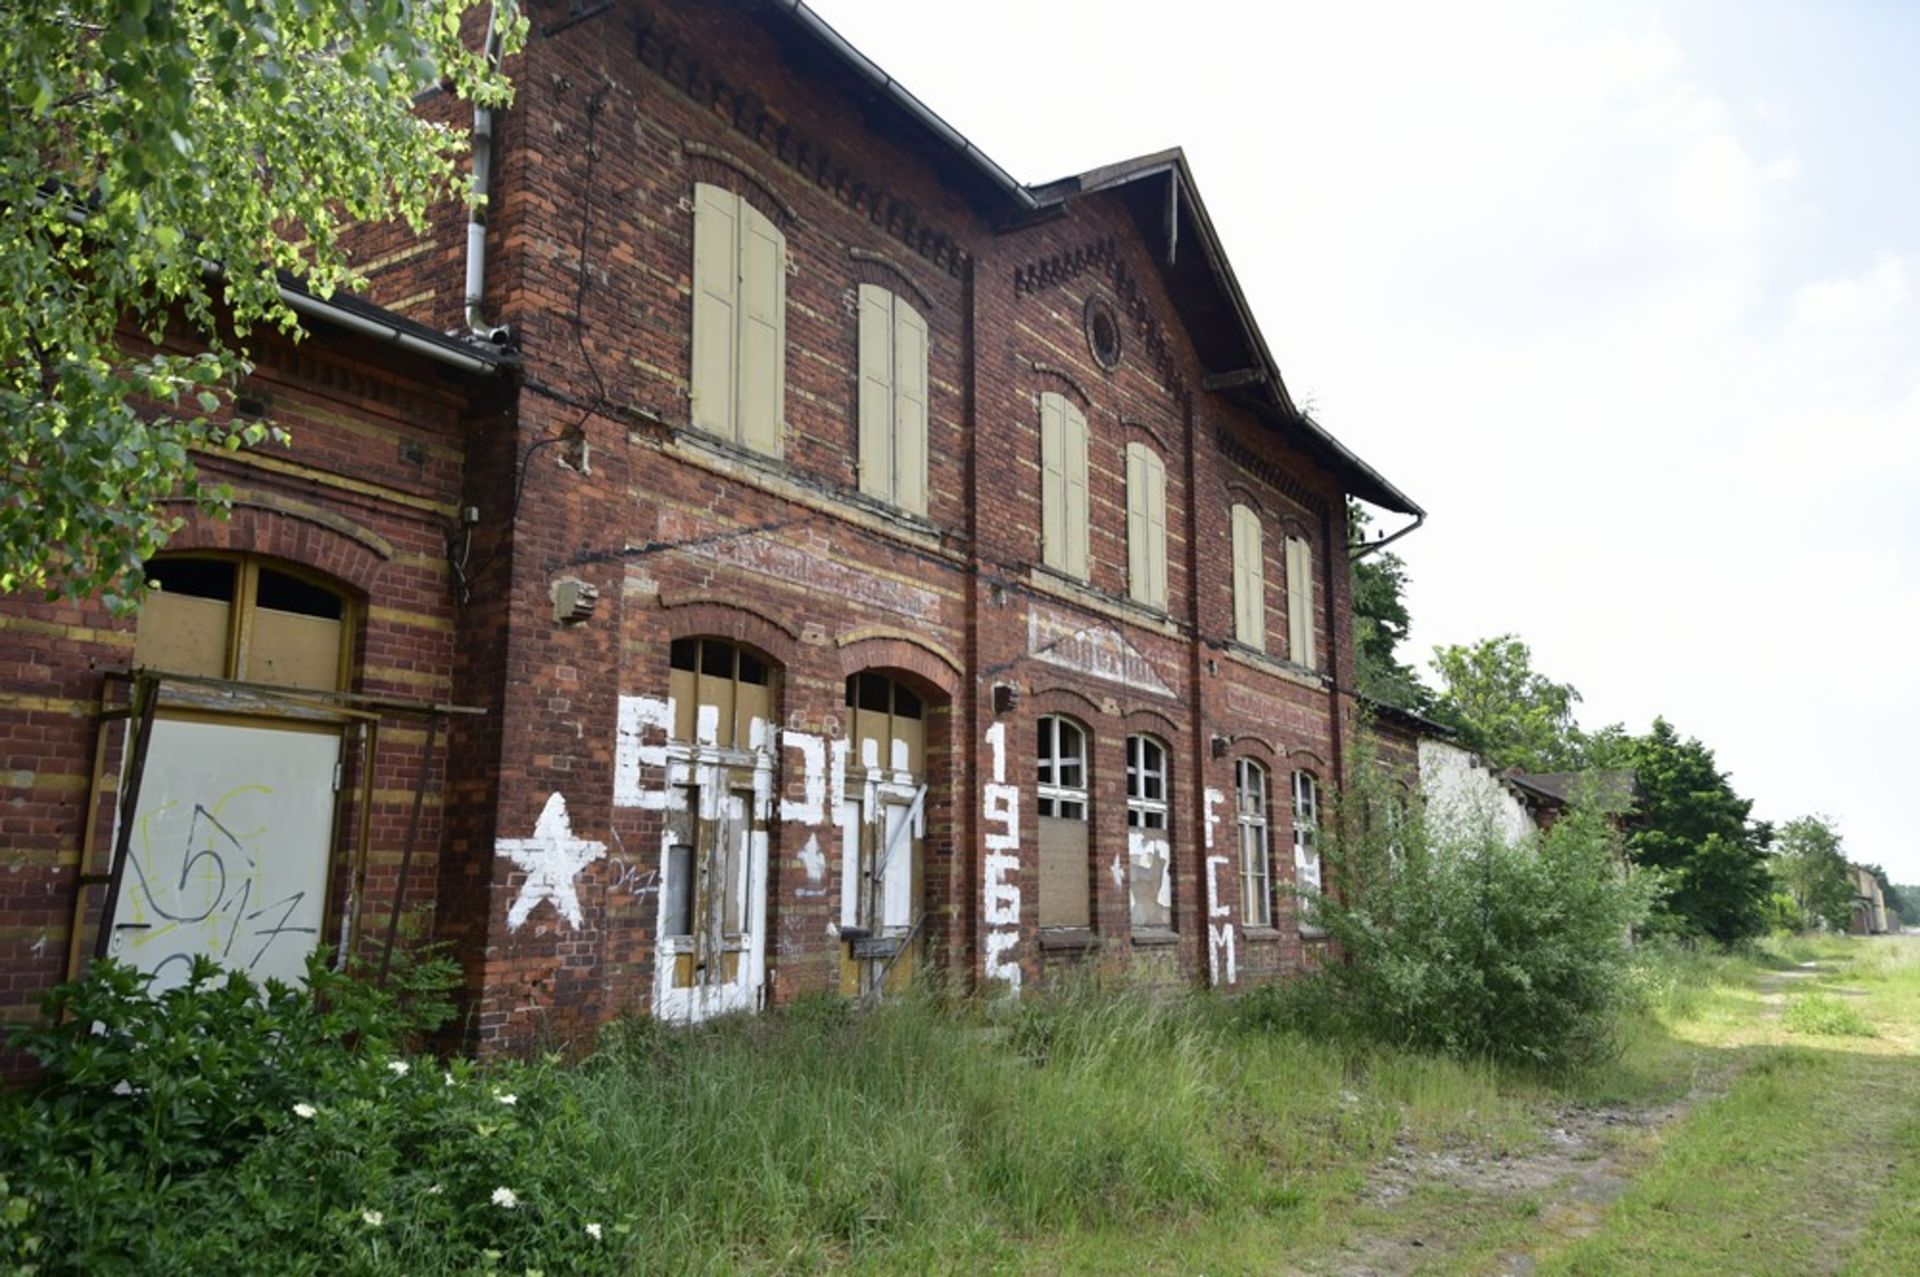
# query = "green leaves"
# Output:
<box><xmin>0</xmin><ymin>0</ymin><xmax>523</xmax><ymax>604</ymax></box>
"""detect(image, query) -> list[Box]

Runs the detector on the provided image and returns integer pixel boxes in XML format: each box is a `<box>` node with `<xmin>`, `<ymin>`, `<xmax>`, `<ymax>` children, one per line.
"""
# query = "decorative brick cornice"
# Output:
<box><xmin>1214</xmin><ymin>427</ymin><xmax>1327</xmax><ymax>517</ymax></box>
<box><xmin>634</xmin><ymin>19</ymin><xmax>968</xmax><ymax>278</ymax></box>
<box><xmin>1013</xmin><ymin>237</ymin><xmax>1114</xmax><ymax>296</ymax></box>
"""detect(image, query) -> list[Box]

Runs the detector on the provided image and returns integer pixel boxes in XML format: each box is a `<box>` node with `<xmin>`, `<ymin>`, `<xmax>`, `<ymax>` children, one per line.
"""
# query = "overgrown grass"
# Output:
<box><xmin>1782</xmin><ymin>990</ymin><xmax>1878</xmax><ymax>1037</ymax></box>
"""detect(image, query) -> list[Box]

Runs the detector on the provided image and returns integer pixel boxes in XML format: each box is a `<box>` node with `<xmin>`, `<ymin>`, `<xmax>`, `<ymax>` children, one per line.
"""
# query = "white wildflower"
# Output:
<box><xmin>425</xmin><ymin>1183</ymin><xmax>444</xmax><ymax>1196</ymax></box>
<box><xmin>491</xmin><ymin>1186</ymin><xmax>520</xmax><ymax>1209</ymax></box>
<box><xmin>292</xmin><ymin>1102</ymin><xmax>317</xmax><ymax>1120</ymax></box>
<box><xmin>584</xmin><ymin>1222</ymin><xmax>603</xmax><ymax>1241</ymax></box>
<box><xmin>494</xmin><ymin>1091</ymin><xmax>518</xmax><ymax>1106</ymax></box>
<box><xmin>362</xmin><ymin>1210</ymin><xmax>384</xmax><ymax>1228</ymax></box>
<box><xmin>444</xmin><ymin>1071</ymin><xmax>456</xmax><ymax>1087</ymax></box>
<box><xmin>387</xmin><ymin>1060</ymin><xmax>410</xmax><ymax>1077</ymax></box>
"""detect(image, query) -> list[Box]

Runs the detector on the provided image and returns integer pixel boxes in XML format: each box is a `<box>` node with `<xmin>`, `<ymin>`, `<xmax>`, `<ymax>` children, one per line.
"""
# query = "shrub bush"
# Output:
<box><xmin>1298</xmin><ymin>749</ymin><xmax>1651</xmax><ymax>1072</ymax></box>
<box><xmin>0</xmin><ymin>954</ymin><xmax>623</xmax><ymax>1276</ymax></box>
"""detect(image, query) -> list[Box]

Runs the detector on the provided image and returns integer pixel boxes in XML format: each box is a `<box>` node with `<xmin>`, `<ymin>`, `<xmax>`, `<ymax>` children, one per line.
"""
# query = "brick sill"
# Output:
<box><xmin>1025</xmin><ymin>565</ymin><xmax>1188</xmax><ymax>640</ymax></box>
<box><xmin>1130</xmin><ymin>928</ymin><xmax>1180</xmax><ymax>948</ymax></box>
<box><xmin>1239</xmin><ymin>925</ymin><xmax>1283</xmax><ymax>942</ymax></box>
<box><xmin>1038</xmin><ymin>928</ymin><xmax>1101</xmax><ymax>952</ymax></box>
<box><xmin>1219</xmin><ymin>642</ymin><xmax>1329</xmax><ymax>692</ymax></box>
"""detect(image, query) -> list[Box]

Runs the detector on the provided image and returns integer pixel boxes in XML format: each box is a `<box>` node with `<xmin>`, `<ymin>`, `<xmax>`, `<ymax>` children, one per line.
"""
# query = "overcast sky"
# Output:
<box><xmin>808</xmin><ymin>0</ymin><xmax>1920</xmax><ymax>881</ymax></box>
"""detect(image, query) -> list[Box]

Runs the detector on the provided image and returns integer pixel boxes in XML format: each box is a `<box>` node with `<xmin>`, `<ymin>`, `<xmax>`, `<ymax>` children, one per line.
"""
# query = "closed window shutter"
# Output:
<box><xmin>856</xmin><ymin>284</ymin><xmax>893</xmax><ymax>500</ymax></box>
<box><xmin>736</xmin><ymin>200</ymin><xmax>785</xmax><ymax>456</ymax></box>
<box><xmin>1126</xmin><ymin>444</ymin><xmax>1149</xmax><ymax>603</ymax></box>
<box><xmin>1144</xmin><ymin>448</ymin><xmax>1167</xmax><ymax>609</ymax></box>
<box><xmin>1064</xmin><ymin>398</ymin><xmax>1090</xmax><ymax>579</ymax></box>
<box><xmin>1040</xmin><ymin>393</ymin><xmax>1067</xmax><ymax>572</ymax></box>
<box><xmin>1286</xmin><ymin>535</ymin><xmax>1316</xmax><ymax>669</ymax></box>
<box><xmin>893</xmin><ymin>298</ymin><xmax>929</xmax><ymax>515</ymax></box>
<box><xmin>690</xmin><ymin>183</ymin><xmax>738</xmax><ymax>439</ymax></box>
<box><xmin>1232</xmin><ymin>505</ymin><xmax>1265</xmax><ymax>650</ymax></box>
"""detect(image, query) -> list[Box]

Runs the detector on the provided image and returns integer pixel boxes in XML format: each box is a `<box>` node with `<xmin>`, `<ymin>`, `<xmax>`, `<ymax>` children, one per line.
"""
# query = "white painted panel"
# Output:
<box><xmin>110</xmin><ymin>717</ymin><xmax>340</xmax><ymax>993</ymax></box>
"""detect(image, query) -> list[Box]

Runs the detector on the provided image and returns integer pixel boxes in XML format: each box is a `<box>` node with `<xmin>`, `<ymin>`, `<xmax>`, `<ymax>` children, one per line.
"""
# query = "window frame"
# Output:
<box><xmin>1125</xmin><ymin>734</ymin><xmax>1168</xmax><ymax>830</ymax></box>
<box><xmin>1036</xmin><ymin>714</ymin><xmax>1089</xmax><ymax>821</ymax></box>
<box><xmin>1293</xmin><ymin>770</ymin><xmax>1322</xmax><ymax>928</ymax></box>
<box><xmin>1285</xmin><ymin>534</ymin><xmax>1317</xmax><ymax>670</ymax></box>
<box><xmin>134</xmin><ymin>552</ymin><xmax>355</xmax><ymax>693</ymax></box>
<box><xmin>1038</xmin><ymin>392</ymin><xmax>1091</xmax><ymax>580</ymax></box>
<box><xmin>1231</xmin><ymin>503</ymin><xmax>1265</xmax><ymax>651</ymax></box>
<box><xmin>691</xmin><ymin>181</ymin><xmax>787</xmax><ymax>456</ymax></box>
<box><xmin>1237</xmin><ymin>757</ymin><xmax>1272</xmax><ymax>927</ymax></box>
<box><xmin>1126</xmin><ymin>442</ymin><xmax>1169</xmax><ymax>611</ymax></box>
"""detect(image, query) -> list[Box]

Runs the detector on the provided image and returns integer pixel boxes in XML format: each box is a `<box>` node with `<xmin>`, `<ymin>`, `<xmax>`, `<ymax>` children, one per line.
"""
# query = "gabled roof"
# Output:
<box><xmin>764</xmin><ymin>3</ymin><xmax>1421</xmax><ymax>518</ymax></box>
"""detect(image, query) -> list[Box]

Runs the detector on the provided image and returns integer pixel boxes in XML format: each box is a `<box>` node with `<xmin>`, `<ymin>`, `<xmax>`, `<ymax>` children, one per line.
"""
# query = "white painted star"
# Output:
<box><xmin>496</xmin><ymin>792</ymin><xmax>606</xmax><ymax>931</ymax></box>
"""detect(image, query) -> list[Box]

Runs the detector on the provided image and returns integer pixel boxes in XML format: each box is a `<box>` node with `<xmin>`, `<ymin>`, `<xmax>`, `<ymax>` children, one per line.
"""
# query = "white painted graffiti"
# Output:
<box><xmin>1202</xmin><ymin>787</ymin><xmax>1235</xmax><ymax>986</ymax></box>
<box><xmin>496</xmin><ymin>792</ymin><xmax>608</xmax><ymax>932</ymax></box>
<box><xmin>982</xmin><ymin>721</ymin><xmax>1022</xmax><ymax>992</ymax></box>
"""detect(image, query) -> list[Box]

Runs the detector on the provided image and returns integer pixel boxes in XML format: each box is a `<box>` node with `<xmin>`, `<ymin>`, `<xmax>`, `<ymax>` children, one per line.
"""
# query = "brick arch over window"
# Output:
<box><xmin>684</xmin><ymin>144</ymin><xmax>797</xmax><ymax>230</ymax></box>
<box><xmin>1023</xmin><ymin>685</ymin><xmax>1107</xmax><ymax>721</ymax></box>
<box><xmin>657</xmin><ymin>598</ymin><xmax>800</xmax><ymax>673</ymax></box>
<box><xmin>1286</xmin><ymin>746</ymin><xmax>1330</xmax><ymax>773</ymax></box>
<box><xmin>835</xmin><ymin>632</ymin><xmax>959</xmax><ymax>697</ymax></box>
<box><xmin>1224</xmin><ymin>732</ymin><xmax>1281</xmax><ymax>763</ymax></box>
<box><xmin>158</xmin><ymin>501</ymin><xmax>387</xmax><ymax>600</ymax></box>
<box><xmin>1121</xmin><ymin>707</ymin><xmax>1181</xmax><ymax>740</ymax></box>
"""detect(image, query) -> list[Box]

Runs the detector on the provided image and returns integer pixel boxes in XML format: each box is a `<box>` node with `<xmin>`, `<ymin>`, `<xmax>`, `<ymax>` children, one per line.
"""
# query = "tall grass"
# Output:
<box><xmin>559</xmin><ymin>981</ymin><xmax>1538</xmax><ymax>1272</ymax></box>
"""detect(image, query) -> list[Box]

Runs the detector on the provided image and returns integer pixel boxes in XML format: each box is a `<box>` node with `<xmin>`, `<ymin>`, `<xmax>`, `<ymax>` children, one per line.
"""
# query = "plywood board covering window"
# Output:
<box><xmin>692</xmin><ymin>182</ymin><xmax>786</xmax><ymax>456</ymax></box>
<box><xmin>856</xmin><ymin>285</ymin><xmax>929</xmax><ymax>514</ymax></box>
<box><xmin>1037</xmin><ymin>715</ymin><xmax>1090</xmax><ymax>928</ymax></box>
<box><xmin>1231</xmin><ymin>504</ymin><xmax>1265</xmax><ymax>650</ymax></box>
<box><xmin>1126</xmin><ymin>734</ymin><xmax>1172</xmax><ymax>929</ymax></box>
<box><xmin>134</xmin><ymin>555</ymin><xmax>350</xmax><ymax>691</ymax></box>
<box><xmin>1039</xmin><ymin>392</ymin><xmax>1090</xmax><ymax>580</ymax></box>
<box><xmin>1126</xmin><ymin>443</ymin><xmax>1168</xmax><ymax>610</ymax></box>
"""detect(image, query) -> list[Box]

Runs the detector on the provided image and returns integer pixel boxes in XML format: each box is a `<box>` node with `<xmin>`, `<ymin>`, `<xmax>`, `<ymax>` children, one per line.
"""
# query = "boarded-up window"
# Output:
<box><xmin>135</xmin><ymin>555</ymin><xmax>349</xmax><ymax>692</ymax></box>
<box><xmin>1285</xmin><ymin>535</ymin><xmax>1316</xmax><ymax>670</ymax></box>
<box><xmin>1238</xmin><ymin>758</ymin><xmax>1271</xmax><ymax>926</ymax></box>
<box><xmin>692</xmin><ymin>182</ymin><xmax>786</xmax><ymax>456</ymax></box>
<box><xmin>667</xmin><ymin>637</ymin><xmax>774</xmax><ymax>750</ymax></box>
<box><xmin>856</xmin><ymin>285</ymin><xmax>929</xmax><ymax>515</ymax></box>
<box><xmin>1126</xmin><ymin>443</ymin><xmax>1168</xmax><ymax>611</ymax></box>
<box><xmin>1293</xmin><ymin>771</ymin><xmax>1321</xmax><ymax>919</ymax></box>
<box><xmin>1231</xmin><ymin>504</ymin><xmax>1265</xmax><ymax>650</ymax></box>
<box><xmin>1037</xmin><ymin>715</ymin><xmax>1090</xmax><ymax>928</ymax></box>
<box><xmin>1126</xmin><ymin>734</ymin><xmax>1172</xmax><ymax>930</ymax></box>
<box><xmin>1039</xmin><ymin>392</ymin><xmax>1090</xmax><ymax>580</ymax></box>
<box><xmin>662</xmin><ymin>782</ymin><xmax>757</xmax><ymax>990</ymax></box>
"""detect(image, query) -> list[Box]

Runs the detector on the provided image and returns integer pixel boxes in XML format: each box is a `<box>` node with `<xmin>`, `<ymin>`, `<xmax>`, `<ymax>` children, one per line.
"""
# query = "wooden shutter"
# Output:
<box><xmin>690</xmin><ymin>183</ymin><xmax>737</xmax><ymax>439</ymax></box>
<box><xmin>1064</xmin><ymin>398</ymin><xmax>1090</xmax><ymax>579</ymax></box>
<box><xmin>1286</xmin><ymin>535</ymin><xmax>1316</xmax><ymax>669</ymax></box>
<box><xmin>1126</xmin><ymin>444</ymin><xmax>1150</xmax><ymax>603</ymax></box>
<box><xmin>1127</xmin><ymin>444</ymin><xmax>1168</xmax><ymax>609</ymax></box>
<box><xmin>1040</xmin><ymin>393</ymin><xmax>1067</xmax><ymax>573</ymax></box>
<box><xmin>1232</xmin><ymin>505</ymin><xmax>1265</xmax><ymax>649</ymax></box>
<box><xmin>736</xmin><ymin>199</ymin><xmax>785</xmax><ymax>456</ymax></box>
<box><xmin>857</xmin><ymin>284</ymin><xmax>893</xmax><ymax>500</ymax></box>
<box><xmin>893</xmin><ymin>297</ymin><xmax>928</xmax><ymax>515</ymax></box>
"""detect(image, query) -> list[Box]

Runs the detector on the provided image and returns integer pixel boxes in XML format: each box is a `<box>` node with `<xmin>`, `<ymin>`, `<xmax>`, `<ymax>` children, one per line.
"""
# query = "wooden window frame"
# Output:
<box><xmin>135</xmin><ymin>552</ymin><xmax>355</xmax><ymax>692</ymax></box>
<box><xmin>1237</xmin><ymin>758</ymin><xmax>1271</xmax><ymax>927</ymax></box>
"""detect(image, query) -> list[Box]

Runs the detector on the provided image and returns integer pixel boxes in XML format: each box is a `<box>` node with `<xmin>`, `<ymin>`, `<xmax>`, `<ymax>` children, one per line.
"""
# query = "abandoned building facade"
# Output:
<box><xmin>0</xmin><ymin>0</ymin><xmax>1421</xmax><ymax>1055</ymax></box>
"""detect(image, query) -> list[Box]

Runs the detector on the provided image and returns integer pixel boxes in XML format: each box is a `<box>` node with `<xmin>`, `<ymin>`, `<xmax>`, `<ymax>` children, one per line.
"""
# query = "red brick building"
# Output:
<box><xmin>0</xmin><ymin>0</ymin><xmax>1420</xmax><ymax>1053</ymax></box>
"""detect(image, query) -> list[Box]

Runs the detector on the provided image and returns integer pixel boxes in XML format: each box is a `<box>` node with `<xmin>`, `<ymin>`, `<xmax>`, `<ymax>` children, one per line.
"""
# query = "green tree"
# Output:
<box><xmin>1348</xmin><ymin>502</ymin><xmax>1427</xmax><ymax>710</ymax></box>
<box><xmin>1772</xmin><ymin>815</ymin><xmax>1852</xmax><ymax>932</ymax></box>
<box><xmin>1627</xmin><ymin>718</ymin><xmax>1772</xmax><ymax>944</ymax></box>
<box><xmin>1427</xmin><ymin>634</ymin><xmax>1586</xmax><ymax>771</ymax></box>
<box><xmin>1</xmin><ymin>0</ymin><xmax>523</xmax><ymax>606</ymax></box>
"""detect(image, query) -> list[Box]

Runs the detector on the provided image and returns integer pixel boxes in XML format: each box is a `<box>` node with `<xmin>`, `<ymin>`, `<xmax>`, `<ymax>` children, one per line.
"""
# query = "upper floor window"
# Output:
<box><xmin>691</xmin><ymin>182</ymin><xmax>785</xmax><ymax>457</ymax></box>
<box><xmin>1230</xmin><ymin>504</ymin><xmax>1265</xmax><ymax>650</ymax></box>
<box><xmin>1237</xmin><ymin>758</ymin><xmax>1271</xmax><ymax>926</ymax></box>
<box><xmin>856</xmin><ymin>284</ymin><xmax>929</xmax><ymax>515</ymax></box>
<box><xmin>1126</xmin><ymin>734</ymin><xmax>1172</xmax><ymax>930</ymax></box>
<box><xmin>1039</xmin><ymin>392</ymin><xmax>1090</xmax><ymax>580</ymax></box>
<box><xmin>1037</xmin><ymin>714</ymin><xmax>1090</xmax><ymax>929</ymax></box>
<box><xmin>1285</xmin><ymin>535</ymin><xmax>1317</xmax><ymax>670</ymax></box>
<box><xmin>134</xmin><ymin>554</ymin><xmax>350</xmax><ymax>692</ymax></box>
<box><xmin>1293</xmin><ymin>770</ymin><xmax>1322</xmax><ymax>914</ymax></box>
<box><xmin>1125</xmin><ymin>443</ymin><xmax>1168</xmax><ymax>611</ymax></box>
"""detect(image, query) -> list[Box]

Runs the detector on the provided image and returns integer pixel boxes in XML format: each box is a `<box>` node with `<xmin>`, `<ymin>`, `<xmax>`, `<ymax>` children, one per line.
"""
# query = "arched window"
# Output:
<box><xmin>1293</xmin><ymin>771</ymin><xmax>1322</xmax><ymax>931</ymax></box>
<box><xmin>134</xmin><ymin>554</ymin><xmax>351</xmax><ymax>691</ymax></box>
<box><xmin>1037</xmin><ymin>715</ymin><xmax>1090</xmax><ymax>928</ymax></box>
<box><xmin>1126</xmin><ymin>734</ymin><xmax>1172</xmax><ymax>929</ymax></box>
<box><xmin>856</xmin><ymin>285</ymin><xmax>929</xmax><ymax>514</ymax></box>
<box><xmin>691</xmin><ymin>182</ymin><xmax>786</xmax><ymax>456</ymax></box>
<box><xmin>1237</xmin><ymin>758</ymin><xmax>1271</xmax><ymax>926</ymax></box>
<box><xmin>667</xmin><ymin>636</ymin><xmax>774</xmax><ymax>751</ymax></box>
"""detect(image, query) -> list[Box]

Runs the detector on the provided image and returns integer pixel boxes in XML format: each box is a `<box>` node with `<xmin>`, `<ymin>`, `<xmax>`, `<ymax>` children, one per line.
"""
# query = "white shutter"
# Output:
<box><xmin>856</xmin><ymin>284</ymin><xmax>893</xmax><ymax>500</ymax></box>
<box><xmin>1286</xmin><ymin>535</ymin><xmax>1316</xmax><ymax>670</ymax></box>
<box><xmin>690</xmin><ymin>183</ymin><xmax>738</xmax><ymax>439</ymax></box>
<box><xmin>1126</xmin><ymin>444</ymin><xmax>1148</xmax><ymax>603</ymax></box>
<box><xmin>893</xmin><ymin>298</ymin><xmax>929</xmax><ymax>515</ymax></box>
<box><xmin>736</xmin><ymin>199</ymin><xmax>785</xmax><ymax>456</ymax></box>
<box><xmin>1232</xmin><ymin>505</ymin><xmax>1265</xmax><ymax>650</ymax></box>
<box><xmin>1064</xmin><ymin>398</ymin><xmax>1090</xmax><ymax>579</ymax></box>
<box><xmin>1144</xmin><ymin>448</ymin><xmax>1167</xmax><ymax>610</ymax></box>
<box><xmin>1040</xmin><ymin>393</ymin><xmax>1067</xmax><ymax>572</ymax></box>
